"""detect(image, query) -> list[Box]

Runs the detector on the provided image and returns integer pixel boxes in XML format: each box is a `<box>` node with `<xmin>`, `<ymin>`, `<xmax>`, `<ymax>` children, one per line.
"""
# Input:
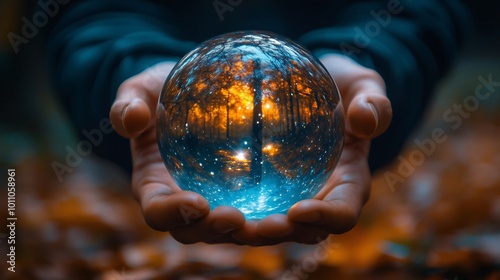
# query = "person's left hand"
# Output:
<box><xmin>229</xmin><ymin>53</ymin><xmax>393</xmax><ymax>245</ymax></box>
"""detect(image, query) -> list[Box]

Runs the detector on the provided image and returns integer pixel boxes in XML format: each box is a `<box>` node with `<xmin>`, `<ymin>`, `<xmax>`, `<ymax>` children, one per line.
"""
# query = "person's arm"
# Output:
<box><xmin>47</xmin><ymin>0</ymin><xmax>195</xmax><ymax>170</ymax></box>
<box><xmin>298</xmin><ymin>0</ymin><xmax>471</xmax><ymax>170</ymax></box>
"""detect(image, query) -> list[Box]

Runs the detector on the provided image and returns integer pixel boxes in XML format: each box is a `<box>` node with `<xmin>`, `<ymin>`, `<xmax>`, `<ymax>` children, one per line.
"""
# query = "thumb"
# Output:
<box><xmin>110</xmin><ymin>61</ymin><xmax>177</xmax><ymax>139</ymax></box>
<box><xmin>110</xmin><ymin>87</ymin><xmax>152</xmax><ymax>139</ymax></box>
<box><xmin>347</xmin><ymin>92</ymin><xmax>392</xmax><ymax>139</ymax></box>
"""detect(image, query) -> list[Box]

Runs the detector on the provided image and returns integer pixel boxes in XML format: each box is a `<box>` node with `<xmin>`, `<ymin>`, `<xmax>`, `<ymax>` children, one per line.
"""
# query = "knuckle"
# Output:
<box><xmin>117</xmin><ymin>75</ymin><xmax>144</xmax><ymax>96</ymax></box>
<box><xmin>117</xmin><ymin>78</ymin><xmax>135</xmax><ymax>93</ymax></box>
<box><xmin>361</xmin><ymin>68</ymin><xmax>385</xmax><ymax>87</ymax></box>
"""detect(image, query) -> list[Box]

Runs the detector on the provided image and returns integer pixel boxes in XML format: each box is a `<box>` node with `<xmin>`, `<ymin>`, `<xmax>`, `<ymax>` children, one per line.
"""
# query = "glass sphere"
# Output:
<box><xmin>157</xmin><ymin>31</ymin><xmax>344</xmax><ymax>220</ymax></box>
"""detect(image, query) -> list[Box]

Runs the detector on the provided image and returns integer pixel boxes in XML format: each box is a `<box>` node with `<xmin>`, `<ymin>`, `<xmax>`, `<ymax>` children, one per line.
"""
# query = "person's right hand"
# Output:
<box><xmin>110</xmin><ymin>62</ymin><xmax>247</xmax><ymax>244</ymax></box>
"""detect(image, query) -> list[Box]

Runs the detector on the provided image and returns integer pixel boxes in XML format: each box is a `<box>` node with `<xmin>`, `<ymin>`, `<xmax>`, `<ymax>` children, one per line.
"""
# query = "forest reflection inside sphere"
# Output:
<box><xmin>157</xmin><ymin>31</ymin><xmax>344</xmax><ymax>219</ymax></box>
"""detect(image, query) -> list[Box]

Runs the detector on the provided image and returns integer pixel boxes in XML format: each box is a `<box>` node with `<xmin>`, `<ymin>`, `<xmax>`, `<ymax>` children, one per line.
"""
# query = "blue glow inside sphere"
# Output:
<box><xmin>157</xmin><ymin>31</ymin><xmax>344</xmax><ymax>220</ymax></box>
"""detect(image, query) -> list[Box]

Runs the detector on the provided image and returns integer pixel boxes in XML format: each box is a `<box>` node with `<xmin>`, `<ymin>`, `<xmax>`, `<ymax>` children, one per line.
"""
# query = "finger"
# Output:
<box><xmin>128</xmin><ymin>125</ymin><xmax>204</xmax><ymax>232</ymax></box>
<box><xmin>347</xmin><ymin>93</ymin><xmax>392</xmax><ymax>139</ymax></box>
<box><xmin>288</xmin><ymin>177</ymin><xmax>369</xmax><ymax>234</ymax></box>
<box><xmin>232</xmin><ymin>220</ymin><xmax>270</xmax><ymax>246</ymax></box>
<box><xmin>287</xmin><ymin>223</ymin><xmax>329</xmax><ymax>244</ymax></box>
<box><xmin>256</xmin><ymin>214</ymin><xmax>293</xmax><ymax>238</ymax></box>
<box><xmin>169</xmin><ymin>206</ymin><xmax>245</xmax><ymax>244</ymax></box>
<box><xmin>320</xmin><ymin>54</ymin><xmax>392</xmax><ymax>139</ymax></box>
<box><xmin>288</xmin><ymin>147</ymin><xmax>371</xmax><ymax>234</ymax></box>
<box><xmin>110</xmin><ymin>88</ymin><xmax>152</xmax><ymax>138</ymax></box>
<box><xmin>340</xmin><ymin>72</ymin><xmax>390</xmax><ymax>139</ymax></box>
<box><xmin>140</xmin><ymin>189</ymin><xmax>210</xmax><ymax>232</ymax></box>
<box><xmin>288</xmin><ymin>197</ymin><xmax>358</xmax><ymax>234</ymax></box>
<box><xmin>130</xmin><ymin>125</ymin><xmax>213</xmax><ymax>235</ymax></box>
<box><xmin>256</xmin><ymin>215</ymin><xmax>329</xmax><ymax>244</ymax></box>
<box><xmin>110</xmin><ymin>61</ymin><xmax>175</xmax><ymax>139</ymax></box>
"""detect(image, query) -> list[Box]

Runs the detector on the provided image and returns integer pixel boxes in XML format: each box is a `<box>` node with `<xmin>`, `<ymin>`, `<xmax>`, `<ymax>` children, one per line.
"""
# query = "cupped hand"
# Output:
<box><xmin>238</xmin><ymin>53</ymin><xmax>393</xmax><ymax>245</ymax></box>
<box><xmin>110</xmin><ymin>62</ymin><xmax>247</xmax><ymax>244</ymax></box>
<box><xmin>110</xmin><ymin>53</ymin><xmax>392</xmax><ymax>246</ymax></box>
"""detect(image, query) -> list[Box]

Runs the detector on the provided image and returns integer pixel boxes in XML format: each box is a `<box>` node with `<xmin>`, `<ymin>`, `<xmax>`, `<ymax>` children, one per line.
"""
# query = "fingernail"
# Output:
<box><xmin>121</xmin><ymin>105</ymin><xmax>131</xmax><ymax>134</ymax></box>
<box><xmin>293</xmin><ymin>211</ymin><xmax>321</xmax><ymax>223</ymax></box>
<box><xmin>212</xmin><ymin>220</ymin><xmax>239</xmax><ymax>233</ymax></box>
<box><xmin>121</xmin><ymin>98</ymin><xmax>141</xmax><ymax>135</ymax></box>
<box><xmin>366</xmin><ymin>101</ymin><xmax>379</xmax><ymax>133</ymax></box>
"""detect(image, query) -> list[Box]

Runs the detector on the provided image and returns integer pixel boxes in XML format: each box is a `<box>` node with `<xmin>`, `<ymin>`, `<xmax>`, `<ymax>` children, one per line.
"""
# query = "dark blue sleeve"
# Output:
<box><xmin>47</xmin><ymin>0</ymin><xmax>197</xmax><ymax>171</ymax></box>
<box><xmin>48</xmin><ymin>0</ymin><xmax>197</xmax><ymax>126</ymax></box>
<box><xmin>297</xmin><ymin>0</ymin><xmax>471</xmax><ymax>170</ymax></box>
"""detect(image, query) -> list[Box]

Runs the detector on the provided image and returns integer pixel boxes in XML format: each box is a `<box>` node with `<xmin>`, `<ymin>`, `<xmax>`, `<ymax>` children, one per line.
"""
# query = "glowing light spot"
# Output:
<box><xmin>235</xmin><ymin>151</ymin><xmax>246</xmax><ymax>161</ymax></box>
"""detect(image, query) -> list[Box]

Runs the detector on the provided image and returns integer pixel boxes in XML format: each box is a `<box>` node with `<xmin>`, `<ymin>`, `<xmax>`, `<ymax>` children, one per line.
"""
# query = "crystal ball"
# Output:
<box><xmin>157</xmin><ymin>31</ymin><xmax>344</xmax><ymax>220</ymax></box>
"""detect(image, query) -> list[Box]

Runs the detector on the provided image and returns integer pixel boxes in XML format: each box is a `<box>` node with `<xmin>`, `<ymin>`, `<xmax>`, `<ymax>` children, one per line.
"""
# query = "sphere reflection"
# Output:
<box><xmin>157</xmin><ymin>31</ymin><xmax>344</xmax><ymax>219</ymax></box>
